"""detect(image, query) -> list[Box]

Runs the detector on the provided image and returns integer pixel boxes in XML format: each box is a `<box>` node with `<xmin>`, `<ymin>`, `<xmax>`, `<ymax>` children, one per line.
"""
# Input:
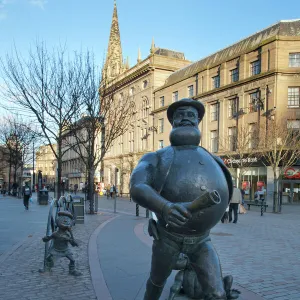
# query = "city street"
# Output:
<box><xmin>0</xmin><ymin>193</ymin><xmax>300</xmax><ymax>299</ymax></box>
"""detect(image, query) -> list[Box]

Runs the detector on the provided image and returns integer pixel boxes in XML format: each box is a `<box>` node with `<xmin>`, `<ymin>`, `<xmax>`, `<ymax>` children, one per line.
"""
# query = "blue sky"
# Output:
<box><xmin>1</xmin><ymin>0</ymin><xmax>300</xmax><ymax>68</ymax></box>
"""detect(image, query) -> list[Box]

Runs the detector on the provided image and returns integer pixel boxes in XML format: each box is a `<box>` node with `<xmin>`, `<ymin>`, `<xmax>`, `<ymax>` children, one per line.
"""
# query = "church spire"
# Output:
<box><xmin>103</xmin><ymin>1</ymin><xmax>123</xmax><ymax>81</ymax></box>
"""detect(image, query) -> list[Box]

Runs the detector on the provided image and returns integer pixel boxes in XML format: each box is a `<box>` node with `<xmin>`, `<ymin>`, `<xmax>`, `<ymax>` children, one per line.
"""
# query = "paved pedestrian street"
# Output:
<box><xmin>0</xmin><ymin>194</ymin><xmax>299</xmax><ymax>299</ymax></box>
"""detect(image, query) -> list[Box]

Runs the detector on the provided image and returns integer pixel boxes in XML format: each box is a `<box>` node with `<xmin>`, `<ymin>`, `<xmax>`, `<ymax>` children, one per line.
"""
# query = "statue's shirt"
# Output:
<box><xmin>159</xmin><ymin>146</ymin><xmax>228</xmax><ymax>234</ymax></box>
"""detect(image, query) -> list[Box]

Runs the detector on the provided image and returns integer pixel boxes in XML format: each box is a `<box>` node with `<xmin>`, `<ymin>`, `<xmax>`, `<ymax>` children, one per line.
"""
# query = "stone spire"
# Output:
<box><xmin>137</xmin><ymin>48</ymin><xmax>141</xmax><ymax>63</ymax></box>
<box><xmin>103</xmin><ymin>1</ymin><xmax>123</xmax><ymax>81</ymax></box>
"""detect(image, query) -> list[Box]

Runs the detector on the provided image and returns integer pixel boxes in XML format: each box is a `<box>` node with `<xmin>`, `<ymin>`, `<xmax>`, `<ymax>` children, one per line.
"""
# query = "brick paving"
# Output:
<box><xmin>96</xmin><ymin>204</ymin><xmax>300</xmax><ymax>300</ymax></box>
<box><xmin>0</xmin><ymin>199</ymin><xmax>113</xmax><ymax>300</ymax></box>
<box><xmin>1</xmin><ymin>192</ymin><xmax>300</xmax><ymax>300</ymax></box>
<box><xmin>210</xmin><ymin>206</ymin><xmax>300</xmax><ymax>300</ymax></box>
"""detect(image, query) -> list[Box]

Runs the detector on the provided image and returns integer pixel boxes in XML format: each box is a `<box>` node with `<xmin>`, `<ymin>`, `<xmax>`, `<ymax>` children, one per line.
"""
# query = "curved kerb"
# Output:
<box><xmin>88</xmin><ymin>215</ymin><xmax>120</xmax><ymax>300</ymax></box>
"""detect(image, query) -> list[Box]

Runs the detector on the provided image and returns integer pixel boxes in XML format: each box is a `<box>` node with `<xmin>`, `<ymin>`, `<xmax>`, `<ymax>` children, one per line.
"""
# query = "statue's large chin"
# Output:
<box><xmin>170</xmin><ymin>126</ymin><xmax>201</xmax><ymax>146</ymax></box>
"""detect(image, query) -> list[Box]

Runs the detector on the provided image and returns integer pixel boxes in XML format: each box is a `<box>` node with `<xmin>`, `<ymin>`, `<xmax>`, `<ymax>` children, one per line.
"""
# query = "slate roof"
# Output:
<box><xmin>161</xmin><ymin>20</ymin><xmax>300</xmax><ymax>89</ymax></box>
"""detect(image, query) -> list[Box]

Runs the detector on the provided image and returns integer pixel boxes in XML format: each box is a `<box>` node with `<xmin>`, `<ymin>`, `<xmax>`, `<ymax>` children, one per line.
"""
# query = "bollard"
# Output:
<box><xmin>146</xmin><ymin>209</ymin><xmax>149</xmax><ymax>218</ymax></box>
<box><xmin>114</xmin><ymin>194</ymin><xmax>117</xmax><ymax>213</ymax></box>
<box><xmin>136</xmin><ymin>204</ymin><xmax>139</xmax><ymax>216</ymax></box>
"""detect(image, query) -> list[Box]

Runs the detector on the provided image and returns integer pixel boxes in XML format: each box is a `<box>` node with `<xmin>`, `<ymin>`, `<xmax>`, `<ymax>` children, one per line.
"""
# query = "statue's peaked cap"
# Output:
<box><xmin>167</xmin><ymin>98</ymin><xmax>205</xmax><ymax>124</ymax></box>
<box><xmin>58</xmin><ymin>211</ymin><xmax>73</xmax><ymax>219</ymax></box>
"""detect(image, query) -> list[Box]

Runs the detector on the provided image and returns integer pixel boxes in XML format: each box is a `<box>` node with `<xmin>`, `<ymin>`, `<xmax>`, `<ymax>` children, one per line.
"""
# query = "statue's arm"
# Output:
<box><xmin>130</xmin><ymin>152</ymin><xmax>169</xmax><ymax>215</ymax></box>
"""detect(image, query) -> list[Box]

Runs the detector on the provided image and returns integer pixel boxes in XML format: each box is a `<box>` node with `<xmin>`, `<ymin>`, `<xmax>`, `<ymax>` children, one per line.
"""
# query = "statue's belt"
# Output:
<box><xmin>157</xmin><ymin>224</ymin><xmax>210</xmax><ymax>245</ymax></box>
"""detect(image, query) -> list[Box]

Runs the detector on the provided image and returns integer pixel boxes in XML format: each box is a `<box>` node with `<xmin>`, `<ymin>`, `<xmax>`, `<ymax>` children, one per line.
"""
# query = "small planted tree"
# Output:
<box><xmin>0</xmin><ymin>42</ymin><xmax>87</xmax><ymax>198</ymax></box>
<box><xmin>66</xmin><ymin>53</ymin><xmax>135</xmax><ymax>212</ymax></box>
<box><xmin>259</xmin><ymin>116</ymin><xmax>300</xmax><ymax>212</ymax></box>
<box><xmin>219</xmin><ymin>123</ymin><xmax>260</xmax><ymax>193</ymax></box>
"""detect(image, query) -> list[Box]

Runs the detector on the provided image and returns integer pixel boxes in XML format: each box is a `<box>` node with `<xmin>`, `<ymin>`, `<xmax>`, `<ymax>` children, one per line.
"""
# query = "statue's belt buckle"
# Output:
<box><xmin>183</xmin><ymin>237</ymin><xmax>197</xmax><ymax>245</ymax></box>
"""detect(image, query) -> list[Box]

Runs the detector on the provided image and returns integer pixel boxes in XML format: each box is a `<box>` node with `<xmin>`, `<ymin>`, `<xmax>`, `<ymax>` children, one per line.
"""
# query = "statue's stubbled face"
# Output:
<box><xmin>170</xmin><ymin>106</ymin><xmax>201</xmax><ymax>146</ymax></box>
<box><xmin>172</xmin><ymin>106</ymin><xmax>199</xmax><ymax>128</ymax></box>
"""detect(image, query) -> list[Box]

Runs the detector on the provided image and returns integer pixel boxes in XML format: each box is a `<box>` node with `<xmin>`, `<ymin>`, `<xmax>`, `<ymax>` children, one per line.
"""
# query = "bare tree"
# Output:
<box><xmin>65</xmin><ymin>53</ymin><xmax>135</xmax><ymax>212</ymax></box>
<box><xmin>259</xmin><ymin>116</ymin><xmax>300</xmax><ymax>212</ymax></box>
<box><xmin>0</xmin><ymin>42</ymin><xmax>87</xmax><ymax>198</ymax></box>
<box><xmin>0</xmin><ymin>116</ymin><xmax>38</xmax><ymax>196</ymax></box>
<box><xmin>219</xmin><ymin>123</ymin><xmax>260</xmax><ymax>193</ymax></box>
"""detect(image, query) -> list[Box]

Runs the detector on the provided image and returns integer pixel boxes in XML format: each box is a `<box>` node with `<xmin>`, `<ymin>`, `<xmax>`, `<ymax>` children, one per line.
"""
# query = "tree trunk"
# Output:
<box><xmin>88</xmin><ymin>167</ymin><xmax>95</xmax><ymax>214</ymax></box>
<box><xmin>57</xmin><ymin>161</ymin><xmax>62</xmax><ymax>199</ymax></box>
<box><xmin>8</xmin><ymin>157</ymin><xmax>12</xmax><ymax>195</ymax></box>
<box><xmin>273</xmin><ymin>176</ymin><xmax>279</xmax><ymax>213</ymax></box>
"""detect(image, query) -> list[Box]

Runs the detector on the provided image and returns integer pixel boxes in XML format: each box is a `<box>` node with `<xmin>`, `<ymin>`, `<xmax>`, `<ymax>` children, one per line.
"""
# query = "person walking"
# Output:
<box><xmin>74</xmin><ymin>184</ymin><xmax>78</xmax><ymax>195</ymax></box>
<box><xmin>229</xmin><ymin>186</ymin><xmax>242</xmax><ymax>223</ymax></box>
<box><xmin>22</xmin><ymin>181</ymin><xmax>32</xmax><ymax>210</ymax></box>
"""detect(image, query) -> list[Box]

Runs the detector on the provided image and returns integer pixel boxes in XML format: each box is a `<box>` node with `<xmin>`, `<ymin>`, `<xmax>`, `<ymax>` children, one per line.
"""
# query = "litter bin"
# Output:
<box><xmin>72</xmin><ymin>196</ymin><xmax>84</xmax><ymax>224</ymax></box>
<box><xmin>38</xmin><ymin>189</ymin><xmax>49</xmax><ymax>205</ymax></box>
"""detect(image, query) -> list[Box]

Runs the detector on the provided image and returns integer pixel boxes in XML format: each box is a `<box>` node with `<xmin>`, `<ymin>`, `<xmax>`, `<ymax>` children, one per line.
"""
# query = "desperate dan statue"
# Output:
<box><xmin>130</xmin><ymin>98</ymin><xmax>240</xmax><ymax>300</ymax></box>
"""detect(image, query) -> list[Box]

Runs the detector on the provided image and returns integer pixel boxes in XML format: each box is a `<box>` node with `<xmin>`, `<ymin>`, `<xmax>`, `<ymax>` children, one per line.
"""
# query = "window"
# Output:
<box><xmin>249</xmin><ymin>123</ymin><xmax>258</xmax><ymax>149</ymax></box>
<box><xmin>160</xmin><ymin>96</ymin><xmax>165</xmax><ymax>107</ymax></box>
<box><xmin>158</xmin><ymin>140</ymin><xmax>164</xmax><ymax>149</ymax></box>
<box><xmin>230</xmin><ymin>68</ymin><xmax>239</xmax><ymax>83</ymax></box>
<box><xmin>287</xmin><ymin>120</ymin><xmax>300</xmax><ymax>141</ymax></box>
<box><xmin>228</xmin><ymin>98</ymin><xmax>237</xmax><ymax>118</ymax></box>
<box><xmin>251</xmin><ymin>60</ymin><xmax>261</xmax><ymax>75</ymax></box>
<box><xmin>142</xmin><ymin>97</ymin><xmax>149</xmax><ymax>117</ymax></box>
<box><xmin>210</xmin><ymin>103</ymin><xmax>218</xmax><ymax>121</ymax></box>
<box><xmin>172</xmin><ymin>91</ymin><xmax>179</xmax><ymax>102</ymax></box>
<box><xmin>159</xmin><ymin>118</ymin><xmax>164</xmax><ymax>133</ymax></box>
<box><xmin>143</xmin><ymin>80</ymin><xmax>148</xmax><ymax>89</ymax></box>
<box><xmin>210</xmin><ymin>131</ymin><xmax>218</xmax><ymax>153</ymax></box>
<box><xmin>212</xmin><ymin>75</ymin><xmax>220</xmax><ymax>89</ymax></box>
<box><xmin>129</xmin><ymin>131</ymin><xmax>134</xmax><ymax>152</ymax></box>
<box><xmin>288</xmin><ymin>87</ymin><xmax>300</xmax><ymax>108</ymax></box>
<box><xmin>129</xmin><ymin>87</ymin><xmax>135</xmax><ymax>96</ymax></box>
<box><xmin>249</xmin><ymin>91</ymin><xmax>260</xmax><ymax>113</ymax></box>
<box><xmin>289</xmin><ymin>53</ymin><xmax>300</xmax><ymax>67</ymax></box>
<box><xmin>228</xmin><ymin>127</ymin><xmax>237</xmax><ymax>151</ymax></box>
<box><xmin>188</xmin><ymin>85</ymin><xmax>194</xmax><ymax>97</ymax></box>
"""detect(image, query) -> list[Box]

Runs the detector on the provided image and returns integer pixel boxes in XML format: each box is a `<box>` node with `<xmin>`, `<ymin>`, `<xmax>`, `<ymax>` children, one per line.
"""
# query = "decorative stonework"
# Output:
<box><xmin>103</xmin><ymin>2</ymin><xmax>123</xmax><ymax>81</ymax></box>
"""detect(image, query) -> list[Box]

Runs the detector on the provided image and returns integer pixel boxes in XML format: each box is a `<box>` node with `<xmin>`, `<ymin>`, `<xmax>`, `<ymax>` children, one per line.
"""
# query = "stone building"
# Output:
<box><xmin>102</xmin><ymin>2</ymin><xmax>190</xmax><ymax>194</ymax></box>
<box><xmin>153</xmin><ymin>20</ymin><xmax>300</xmax><ymax>203</ymax></box>
<box><xmin>36</xmin><ymin>144</ymin><xmax>56</xmax><ymax>186</ymax></box>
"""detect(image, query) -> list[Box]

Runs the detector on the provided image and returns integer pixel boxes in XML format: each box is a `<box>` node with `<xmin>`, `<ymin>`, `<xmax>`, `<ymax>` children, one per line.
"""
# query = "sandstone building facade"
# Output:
<box><xmin>153</xmin><ymin>20</ymin><xmax>300</xmax><ymax>203</ymax></box>
<box><xmin>102</xmin><ymin>2</ymin><xmax>190</xmax><ymax>194</ymax></box>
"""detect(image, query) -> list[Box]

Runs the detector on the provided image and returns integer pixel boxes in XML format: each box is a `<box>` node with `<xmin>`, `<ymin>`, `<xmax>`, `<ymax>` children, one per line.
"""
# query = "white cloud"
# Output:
<box><xmin>29</xmin><ymin>0</ymin><xmax>48</xmax><ymax>10</ymax></box>
<box><xmin>0</xmin><ymin>0</ymin><xmax>13</xmax><ymax>20</ymax></box>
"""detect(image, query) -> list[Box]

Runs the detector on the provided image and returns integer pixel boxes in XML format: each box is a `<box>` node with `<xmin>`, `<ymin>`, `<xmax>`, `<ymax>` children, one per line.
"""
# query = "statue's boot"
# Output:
<box><xmin>223</xmin><ymin>275</ymin><xmax>240</xmax><ymax>299</ymax></box>
<box><xmin>144</xmin><ymin>278</ymin><xmax>164</xmax><ymax>300</ymax></box>
<box><xmin>69</xmin><ymin>264</ymin><xmax>82</xmax><ymax>276</ymax></box>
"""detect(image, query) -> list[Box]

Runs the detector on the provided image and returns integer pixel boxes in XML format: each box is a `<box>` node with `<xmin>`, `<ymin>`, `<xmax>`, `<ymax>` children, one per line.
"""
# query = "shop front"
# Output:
<box><xmin>221</xmin><ymin>155</ymin><xmax>267</xmax><ymax>201</ymax></box>
<box><xmin>281</xmin><ymin>166</ymin><xmax>300</xmax><ymax>204</ymax></box>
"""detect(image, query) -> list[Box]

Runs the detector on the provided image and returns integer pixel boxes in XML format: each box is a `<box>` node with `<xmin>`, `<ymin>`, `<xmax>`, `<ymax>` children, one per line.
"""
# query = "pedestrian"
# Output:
<box><xmin>229</xmin><ymin>185</ymin><xmax>242</xmax><ymax>223</ymax></box>
<box><xmin>74</xmin><ymin>184</ymin><xmax>78</xmax><ymax>195</ymax></box>
<box><xmin>22</xmin><ymin>181</ymin><xmax>32</xmax><ymax>210</ymax></box>
<box><xmin>110</xmin><ymin>185</ymin><xmax>114</xmax><ymax>198</ymax></box>
<box><xmin>240</xmin><ymin>188</ymin><xmax>245</xmax><ymax>206</ymax></box>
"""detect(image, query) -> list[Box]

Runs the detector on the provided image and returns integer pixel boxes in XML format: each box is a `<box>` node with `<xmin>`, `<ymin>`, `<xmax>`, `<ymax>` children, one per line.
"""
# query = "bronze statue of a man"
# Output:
<box><xmin>130</xmin><ymin>98</ymin><xmax>237</xmax><ymax>300</ymax></box>
<box><xmin>41</xmin><ymin>211</ymin><xmax>81</xmax><ymax>276</ymax></box>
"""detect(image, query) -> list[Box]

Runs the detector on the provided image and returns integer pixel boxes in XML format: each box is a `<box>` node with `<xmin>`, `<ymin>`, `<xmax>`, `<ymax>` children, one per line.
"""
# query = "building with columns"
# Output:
<box><xmin>102</xmin><ymin>2</ymin><xmax>190</xmax><ymax>194</ymax></box>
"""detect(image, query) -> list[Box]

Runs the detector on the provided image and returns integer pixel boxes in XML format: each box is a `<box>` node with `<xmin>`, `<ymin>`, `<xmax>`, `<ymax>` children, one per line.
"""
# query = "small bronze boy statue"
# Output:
<box><xmin>41</xmin><ymin>211</ymin><xmax>81</xmax><ymax>276</ymax></box>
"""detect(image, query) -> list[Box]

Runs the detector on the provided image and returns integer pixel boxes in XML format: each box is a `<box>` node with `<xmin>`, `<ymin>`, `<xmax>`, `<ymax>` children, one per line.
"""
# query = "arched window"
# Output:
<box><xmin>142</xmin><ymin>97</ymin><xmax>149</xmax><ymax>118</ymax></box>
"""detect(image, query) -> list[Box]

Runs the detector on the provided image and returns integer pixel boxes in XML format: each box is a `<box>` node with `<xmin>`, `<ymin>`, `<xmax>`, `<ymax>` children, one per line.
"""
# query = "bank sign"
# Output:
<box><xmin>223</xmin><ymin>157</ymin><xmax>258</xmax><ymax>165</ymax></box>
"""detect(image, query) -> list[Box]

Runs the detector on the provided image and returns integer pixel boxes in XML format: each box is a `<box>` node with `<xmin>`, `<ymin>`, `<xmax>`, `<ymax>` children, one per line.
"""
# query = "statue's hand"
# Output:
<box><xmin>42</xmin><ymin>236</ymin><xmax>50</xmax><ymax>242</ymax></box>
<box><xmin>162</xmin><ymin>203</ymin><xmax>192</xmax><ymax>228</ymax></box>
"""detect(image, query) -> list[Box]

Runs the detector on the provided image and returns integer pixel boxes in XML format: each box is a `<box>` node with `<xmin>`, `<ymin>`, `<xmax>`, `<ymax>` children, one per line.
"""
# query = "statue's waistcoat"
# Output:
<box><xmin>154</xmin><ymin>146</ymin><xmax>230</xmax><ymax>234</ymax></box>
